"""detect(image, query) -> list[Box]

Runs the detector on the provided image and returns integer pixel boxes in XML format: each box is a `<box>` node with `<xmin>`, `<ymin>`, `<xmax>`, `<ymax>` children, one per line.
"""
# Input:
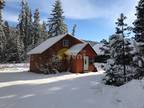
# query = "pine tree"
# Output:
<box><xmin>40</xmin><ymin>21</ymin><xmax>48</xmax><ymax>42</ymax></box>
<box><xmin>27</xmin><ymin>10</ymin><xmax>33</xmax><ymax>47</ymax></box>
<box><xmin>0</xmin><ymin>0</ymin><xmax>6</xmax><ymax>63</ymax></box>
<box><xmin>115</xmin><ymin>13</ymin><xmax>130</xmax><ymax>82</ymax></box>
<box><xmin>100</xmin><ymin>39</ymin><xmax>108</xmax><ymax>44</ymax></box>
<box><xmin>133</xmin><ymin>0</ymin><xmax>144</xmax><ymax>60</ymax></box>
<box><xmin>5</xmin><ymin>28</ymin><xmax>22</xmax><ymax>62</ymax></box>
<box><xmin>132</xmin><ymin>52</ymin><xmax>144</xmax><ymax>79</ymax></box>
<box><xmin>0</xmin><ymin>0</ymin><xmax>5</xmax><ymax>23</ymax></box>
<box><xmin>16</xmin><ymin>29</ymin><xmax>25</xmax><ymax>62</ymax></box>
<box><xmin>48</xmin><ymin>0</ymin><xmax>67</xmax><ymax>37</ymax></box>
<box><xmin>98</xmin><ymin>39</ymin><xmax>110</xmax><ymax>63</ymax></box>
<box><xmin>3</xmin><ymin>21</ymin><xmax>12</xmax><ymax>62</ymax></box>
<box><xmin>72</xmin><ymin>24</ymin><xmax>77</xmax><ymax>36</ymax></box>
<box><xmin>0</xmin><ymin>24</ymin><xmax>6</xmax><ymax>62</ymax></box>
<box><xmin>100</xmin><ymin>39</ymin><xmax>110</xmax><ymax>56</ymax></box>
<box><xmin>133</xmin><ymin>0</ymin><xmax>144</xmax><ymax>79</ymax></box>
<box><xmin>3</xmin><ymin>21</ymin><xmax>10</xmax><ymax>39</ymax></box>
<box><xmin>104</xmin><ymin>14</ymin><xmax>133</xmax><ymax>86</ymax></box>
<box><xmin>32</xmin><ymin>8</ymin><xmax>41</xmax><ymax>47</ymax></box>
<box><xmin>104</xmin><ymin>34</ymin><xmax>125</xmax><ymax>86</ymax></box>
<box><xmin>133</xmin><ymin>0</ymin><xmax>144</xmax><ymax>43</ymax></box>
<box><xmin>18</xmin><ymin>0</ymin><xmax>33</xmax><ymax>53</ymax></box>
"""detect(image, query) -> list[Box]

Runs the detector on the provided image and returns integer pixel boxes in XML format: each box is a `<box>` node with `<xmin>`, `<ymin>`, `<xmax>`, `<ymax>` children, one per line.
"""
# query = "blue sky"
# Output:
<box><xmin>4</xmin><ymin>0</ymin><xmax>138</xmax><ymax>42</ymax></box>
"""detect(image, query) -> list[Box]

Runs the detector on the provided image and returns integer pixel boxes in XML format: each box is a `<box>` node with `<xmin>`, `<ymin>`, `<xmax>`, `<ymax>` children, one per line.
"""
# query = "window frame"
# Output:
<box><xmin>63</xmin><ymin>39</ymin><xmax>69</xmax><ymax>47</ymax></box>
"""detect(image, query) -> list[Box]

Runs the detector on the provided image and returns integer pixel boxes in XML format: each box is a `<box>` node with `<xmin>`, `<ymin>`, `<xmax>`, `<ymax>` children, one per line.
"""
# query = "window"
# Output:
<box><xmin>63</xmin><ymin>40</ymin><xmax>69</xmax><ymax>47</ymax></box>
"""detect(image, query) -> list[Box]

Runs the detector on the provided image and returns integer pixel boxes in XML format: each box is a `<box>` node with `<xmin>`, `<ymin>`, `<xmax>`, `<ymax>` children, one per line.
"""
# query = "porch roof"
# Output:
<box><xmin>65</xmin><ymin>43</ymin><xmax>88</xmax><ymax>56</ymax></box>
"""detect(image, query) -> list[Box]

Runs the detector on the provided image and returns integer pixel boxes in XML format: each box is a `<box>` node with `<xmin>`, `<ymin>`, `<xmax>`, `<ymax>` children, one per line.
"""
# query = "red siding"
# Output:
<box><xmin>71</xmin><ymin>57</ymin><xmax>83</xmax><ymax>73</ymax></box>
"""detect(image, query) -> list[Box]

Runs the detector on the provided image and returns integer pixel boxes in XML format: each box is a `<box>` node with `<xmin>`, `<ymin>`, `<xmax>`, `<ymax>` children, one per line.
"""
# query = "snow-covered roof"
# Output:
<box><xmin>93</xmin><ymin>43</ymin><xmax>105</xmax><ymax>55</ymax></box>
<box><xmin>27</xmin><ymin>34</ymin><xmax>67</xmax><ymax>55</ymax></box>
<box><xmin>65</xmin><ymin>43</ymin><xmax>88</xmax><ymax>56</ymax></box>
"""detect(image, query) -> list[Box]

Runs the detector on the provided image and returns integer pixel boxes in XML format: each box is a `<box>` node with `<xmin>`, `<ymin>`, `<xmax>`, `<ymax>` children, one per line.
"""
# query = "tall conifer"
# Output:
<box><xmin>48</xmin><ymin>0</ymin><xmax>67</xmax><ymax>37</ymax></box>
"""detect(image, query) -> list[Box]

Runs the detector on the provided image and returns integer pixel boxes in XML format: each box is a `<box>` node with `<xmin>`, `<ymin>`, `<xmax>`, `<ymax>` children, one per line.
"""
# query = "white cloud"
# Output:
<box><xmin>4</xmin><ymin>0</ymin><xmax>139</xmax><ymax>25</ymax></box>
<box><xmin>61</xmin><ymin>0</ymin><xmax>99</xmax><ymax>19</ymax></box>
<box><xmin>36</xmin><ymin>0</ymin><xmax>138</xmax><ymax>25</ymax></box>
<box><xmin>60</xmin><ymin>0</ymin><xmax>138</xmax><ymax>25</ymax></box>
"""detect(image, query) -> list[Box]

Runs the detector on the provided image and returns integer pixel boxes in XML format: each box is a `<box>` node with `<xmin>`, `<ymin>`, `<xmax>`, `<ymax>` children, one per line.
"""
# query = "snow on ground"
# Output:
<box><xmin>0</xmin><ymin>64</ymin><xmax>144</xmax><ymax>108</ymax></box>
<box><xmin>0</xmin><ymin>63</ymin><xmax>29</xmax><ymax>72</ymax></box>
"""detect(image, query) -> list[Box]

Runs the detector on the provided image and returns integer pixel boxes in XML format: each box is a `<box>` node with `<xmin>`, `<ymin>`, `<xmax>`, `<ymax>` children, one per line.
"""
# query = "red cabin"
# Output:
<box><xmin>27</xmin><ymin>34</ymin><xmax>97</xmax><ymax>73</ymax></box>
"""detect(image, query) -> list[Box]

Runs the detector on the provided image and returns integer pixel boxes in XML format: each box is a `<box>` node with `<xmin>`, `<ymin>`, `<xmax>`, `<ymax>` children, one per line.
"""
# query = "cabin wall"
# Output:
<box><xmin>30</xmin><ymin>54</ymin><xmax>42</xmax><ymax>72</ymax></box>
<box><xmin>71</xmin><ymin>57</ymin><xmax>83</xmax><ymax>73</ymax></box>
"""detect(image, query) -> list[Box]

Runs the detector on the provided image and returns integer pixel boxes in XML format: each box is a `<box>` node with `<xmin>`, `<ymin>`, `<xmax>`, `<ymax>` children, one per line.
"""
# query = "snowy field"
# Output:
<box><xmin>0</xmin><ymin>64</ymin><xmax>144</xmax><ymax>108</ymax></box>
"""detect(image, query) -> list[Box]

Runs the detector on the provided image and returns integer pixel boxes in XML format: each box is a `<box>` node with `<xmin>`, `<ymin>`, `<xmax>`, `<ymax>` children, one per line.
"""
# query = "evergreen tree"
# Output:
<box><xmin>133</xmin><ymin>0</ymin><xmax>144</xmax><ymax>79</ymax></box>
<box><xmin>100</xmin><ymin>39</ymin><xmax>109</xmax><ymax>44</ymax></box>
<box><xmin>132</xmin><ymin>52</ymin><xmax>144</xmax><ymax>79</ymax></box>
<box><xmin>5</xmin><ymin>28</ymin><xmax>22</xmax><ymax>62</ymax></box>
<box><xmin>32</xmin><ymin>8</ymin><xmax>41</xmax><ymax>47</ymax></box>
<box><xmin>104</xmin><ymin>14</ymin><xmax>133</xmax><ymax>86</ymax></box>
<box><xmin>0</xmin><ymin>24</ymin><xmax>6</xmax><ymax>62</ymax></box>
<box><xmin>133</xmin><ymin>0</ymin><xmax>144</xmax><ymax>58</ymax></box>
<box><xmin>115</xmin><ymin>13</ymin><xmax>127</xmax><ymax>35</ymax></box>
<box><xmin>27</xmin><ymin>10</ymin><xmax>33</xmax><ymax>47</ymax></box>
<box><xmin>100</xmin><ymin>39</ymin><xmax>110</xmax><ymax>56</ymax></box>
<box><xmin>40</xmin><ymin>21</ymin><xmax>48</xmax><ymax>42</ymax></box>
<box><xmin>18</xmin><ymin>0</ymin><xmax>33</xmax><ymax>53</ymax></box>
<box><xmin>104</xmin><ymin>34</ymin><xmax>125</xmax><ymax>86</ymax></box>
<box><xmin>0</xmin><ymin>0</ymin><xmax>5</xmax><ymax>23</ymax></box>
<box><xmin>133</xmin><ymin>0</ymin><xmax>144</xmax><ymax>43</ymax></box>
<box><xmin>3</xmin><ymin>21</ymin><xmax>10</xmax><ymax>39</ymax></box>
<box><xmin>48</xmin><ymin>0</ymin><xmax>67</xmax><ymax>37</ymax></box>
<box><xmin>72</xmin><ymin>24</ymin><xmax>77</xmax><ymax>36</ymax></box>
<box><xmin>0</xmin><ymin>0</ymin><xmax>6</xmax><ymax>63</ymax></box>
<box><xmin>16</xmin><ymin>29</ymin><xmax>25</xmax><ymax>62</ymax></box>
<box><xmin>3</xmin><ymin>21</ymin><xmax>12</xmax><ymax>62</ymax></box>
<box><xmin>115</xmin><ymin>13</ymin><xmax>131</xmax><ymax>82</ymax></box>
<box><xmin>18</xmin><ymin>0</ymin><xmax>26</xmax><ymax>46</ymax></box>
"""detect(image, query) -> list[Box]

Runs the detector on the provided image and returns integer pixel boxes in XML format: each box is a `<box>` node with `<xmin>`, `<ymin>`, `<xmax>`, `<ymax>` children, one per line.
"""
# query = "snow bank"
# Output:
<box><xmin>112</xmin><ymin>80</ymin><xmax>144</xmax><ymax>108</ymax></box>
<box><xmin>0</xmin><ymin>63</ymin><xmax>29</xmax><ymax>72</ymax></box>
<box><xmin>0</xmin><ymin>63</ymin><xmax>29</xmax><ymax>68</ymax></box>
